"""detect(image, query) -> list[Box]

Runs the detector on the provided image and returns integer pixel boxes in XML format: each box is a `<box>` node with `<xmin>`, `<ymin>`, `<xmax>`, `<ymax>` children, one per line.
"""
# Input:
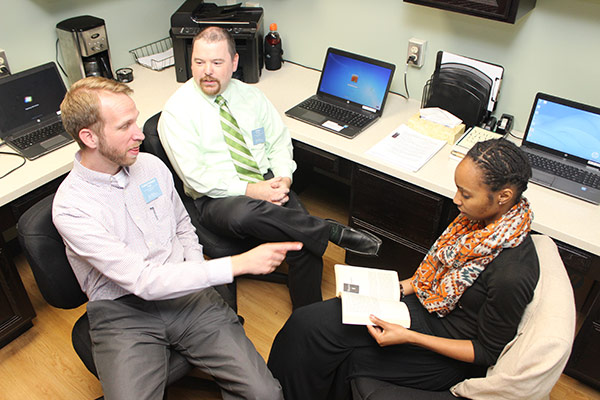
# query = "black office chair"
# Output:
<box><xmin>141</xmin><ymin>112</ymin><xmax>288</xmax><ymax>288</ymax></box>
<box><xmin>351</xmin><ymin>377</ymin><xmax>459</xmax><ymax>400</ymax></box>
<box><xmin>17</xmin><ymin>194</ymin><xmax>194</xmax><ymax>399</ymax></box>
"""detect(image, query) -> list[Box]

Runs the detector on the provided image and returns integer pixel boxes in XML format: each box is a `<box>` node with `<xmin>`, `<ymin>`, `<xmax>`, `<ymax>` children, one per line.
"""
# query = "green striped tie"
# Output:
<box><xmin>215</xmin><ymin>95</ymin><xmax>264</xmax><ymax>182</ymax></box>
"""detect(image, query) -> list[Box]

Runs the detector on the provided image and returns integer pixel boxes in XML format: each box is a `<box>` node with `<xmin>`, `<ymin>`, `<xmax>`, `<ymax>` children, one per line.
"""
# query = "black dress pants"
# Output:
<box><xmin>194</xmin><ymin>190</ymin><xmax>329</xmax><ymax>308</ymax></box>
<box><xmin>268</xmin><ymin>296</ymin><xmax>473</xmax><ymax>400</ymax></box>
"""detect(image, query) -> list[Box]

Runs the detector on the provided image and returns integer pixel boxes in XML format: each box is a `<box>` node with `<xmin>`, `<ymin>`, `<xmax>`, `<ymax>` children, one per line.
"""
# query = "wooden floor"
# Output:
<box><xmin>1</xmin><ymin>182</ymin><xmax>599</xmax><ymax>399</ymax></box>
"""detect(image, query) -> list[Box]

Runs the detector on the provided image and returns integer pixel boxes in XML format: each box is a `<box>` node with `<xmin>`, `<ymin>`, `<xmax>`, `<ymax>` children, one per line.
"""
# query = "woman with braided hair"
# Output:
<box><xmin>268</xmin><ymin>139</ymin><xmax>539</xmax><ymax>400</ymax></box>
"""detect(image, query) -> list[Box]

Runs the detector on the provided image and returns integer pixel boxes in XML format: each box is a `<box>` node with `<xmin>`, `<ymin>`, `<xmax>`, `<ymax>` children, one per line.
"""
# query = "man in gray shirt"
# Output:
<box><xmin>53</xmin><ymin>76</ymin><xmax>297</xmax><ymax>399</ymax></box>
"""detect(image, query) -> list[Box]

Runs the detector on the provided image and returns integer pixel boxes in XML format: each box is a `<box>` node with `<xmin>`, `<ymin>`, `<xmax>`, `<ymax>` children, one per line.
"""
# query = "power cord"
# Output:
<box><xmin>0</xmin><ymin>150</ymin><xmax>27</xmax><ymax>179</ymax></box>
<box><xmin>402</xmin><ymin>55</ymin><xmax>417</xmax><ymax>100</ymax></box>
<box><xmin>281</xmin><ymin>58</ymin><xmax>320</xmax><ymax>72</ymax></box>
<box><xmin>506</xmin><ymin>131</ymin><xmax>524</xmax><ymax>140</ymax></box>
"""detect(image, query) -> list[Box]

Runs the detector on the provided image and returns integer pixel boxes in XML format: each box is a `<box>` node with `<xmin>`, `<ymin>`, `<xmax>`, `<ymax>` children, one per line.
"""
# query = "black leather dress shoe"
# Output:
<box><xmin>326</xmin><ymin>219</ymin><xmax>382</xmax><ymax>256</ymax></box>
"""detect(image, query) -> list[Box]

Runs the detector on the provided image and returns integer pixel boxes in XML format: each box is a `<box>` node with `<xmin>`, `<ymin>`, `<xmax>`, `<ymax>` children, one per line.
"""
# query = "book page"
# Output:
<box><xmin>340</xmin><ymin>292</ymin><xmax>411</xmax><ymax>327</ymax></box>
<box><xmin>335</xmin><ymin>264</ymin><xmax>400</xmax><ymax>301</ymax></box>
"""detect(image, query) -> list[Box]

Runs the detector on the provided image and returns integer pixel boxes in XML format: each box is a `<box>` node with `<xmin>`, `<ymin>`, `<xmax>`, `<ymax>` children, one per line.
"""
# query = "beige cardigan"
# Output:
<box><xmin>451</xmin><ymin>235</ymin><xmax>576</xmax><ymax>400</ymax></box>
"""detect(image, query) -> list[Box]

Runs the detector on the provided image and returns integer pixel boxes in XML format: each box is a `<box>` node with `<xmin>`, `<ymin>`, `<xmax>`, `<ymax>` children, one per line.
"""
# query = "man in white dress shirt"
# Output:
<box><xmin>53</xmin><ymin>76</ymin><xmax>297</xmax><ymax>399</ymax></box>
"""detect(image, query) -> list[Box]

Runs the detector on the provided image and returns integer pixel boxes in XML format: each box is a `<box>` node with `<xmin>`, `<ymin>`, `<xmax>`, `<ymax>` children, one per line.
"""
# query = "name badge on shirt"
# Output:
<box><xmin>252</xmin><ymin>127</ymin><xmax>266</xmax><ymax>145</ymax></box>
<box><xmin>140</xmin><ymin>178</ymin><xmax>162</xmax><ymax>203</ymax></box>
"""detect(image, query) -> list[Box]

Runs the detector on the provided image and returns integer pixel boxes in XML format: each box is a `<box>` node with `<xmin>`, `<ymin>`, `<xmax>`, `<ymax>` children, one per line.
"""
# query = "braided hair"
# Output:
<box><xmin>465</xmin><ymin>138</ymin><xmax>532</xmax><ymax>202</ymax></box>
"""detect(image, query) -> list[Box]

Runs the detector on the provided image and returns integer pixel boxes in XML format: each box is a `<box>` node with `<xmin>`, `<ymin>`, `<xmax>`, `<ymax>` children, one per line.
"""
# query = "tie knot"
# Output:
<box><xmin>215</xmin><ymin>95</ymin><xmax>226</xmax><ymax>107</ymax></box>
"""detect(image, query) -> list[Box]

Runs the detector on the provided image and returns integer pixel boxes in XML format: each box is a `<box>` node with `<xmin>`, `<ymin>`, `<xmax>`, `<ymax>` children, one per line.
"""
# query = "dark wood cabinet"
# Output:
<box><xmin>0</xmin><ymin>237</ymin><xmax>35</xmax><ymax>348</ymax></box>
<box><xmin>554</xmin><ymin>239</ymin><xmax>600</xmax><ymax>313</ymax></box>
<box><xmin>404</xmin><ymin>0</ymin><xmax>536</xmax><ymax>23</ymax></box>
<box><xmin>292</xmin><ymin>140</ymin><xmax>352</xmax><ymax>193</ymax></box>
<box><xmin>0</xmin><ymin>173</ymin><xmax>66</xmax><ymax>347</ymax></box>
<box><xmin>347</xmin><ymin>165</ymin><xmax>458</xmax><ymax>278</ymax></box>
<box><xmin>565</xmin><ymin>285</ymin><xmax>600</xmax><ymax>390</ymax></box>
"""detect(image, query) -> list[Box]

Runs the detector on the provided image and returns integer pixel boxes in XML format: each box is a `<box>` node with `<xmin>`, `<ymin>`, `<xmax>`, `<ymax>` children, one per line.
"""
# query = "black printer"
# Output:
<box><xmin>171</xmin><ymin>0</ymin><xmax>264</xmax><ymax>83</ymax></box>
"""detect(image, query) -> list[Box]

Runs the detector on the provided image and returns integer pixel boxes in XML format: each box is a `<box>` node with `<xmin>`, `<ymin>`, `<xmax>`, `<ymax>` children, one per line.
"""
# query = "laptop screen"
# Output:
<box><xmin>0</xmin><ymin>62</ymin><xmax>66</xmax><ymax>138</ymax></box>
<box><xmin>523</xmin><ymin>93</ymin><xmax>600</xmax><ymax>165</ymax></box>
<box><xmin>317</xmin><ymin>48</ymin><xmax>394</xmax><ymax>112</ymax></box>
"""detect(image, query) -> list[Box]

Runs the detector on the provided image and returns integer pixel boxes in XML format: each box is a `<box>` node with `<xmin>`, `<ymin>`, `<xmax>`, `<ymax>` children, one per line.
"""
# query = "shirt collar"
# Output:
<box><xmin>192</xmin><ymin>78</ymin><xmax>235</xmax><ymax>105</ymax></box>
<box><xmin>72</xmin><ymin>151</ymin><xmax>131</xmax><ymax>189</ymax></box>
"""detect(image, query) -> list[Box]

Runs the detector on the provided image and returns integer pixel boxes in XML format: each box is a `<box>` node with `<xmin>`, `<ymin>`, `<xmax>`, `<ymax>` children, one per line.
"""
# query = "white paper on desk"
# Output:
<box><xmin>419</xmin><ymin>107</ymin><xmax>462</xmax><ymax>128</ymax></box>
<box><xmin>366</xmin><ymin>125</ymin><xmax>446</xmax><ymax>172</ymax></box>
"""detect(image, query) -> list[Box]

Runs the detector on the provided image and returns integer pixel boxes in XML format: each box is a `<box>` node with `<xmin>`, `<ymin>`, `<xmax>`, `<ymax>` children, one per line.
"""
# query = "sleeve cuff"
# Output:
<box><xmin>271</xmin><ymin>167</ymin><xmax>294</xmax><ymax>181</ymax></box>
<box><xmin>204</xmin><ymin>256</ymin><xmax>234</xmax><ymax>286</ymax></box>
<box><xmin>228</xmin><ymin>180</ymin><xmax>249</xmax><ymax>197</ymax></box>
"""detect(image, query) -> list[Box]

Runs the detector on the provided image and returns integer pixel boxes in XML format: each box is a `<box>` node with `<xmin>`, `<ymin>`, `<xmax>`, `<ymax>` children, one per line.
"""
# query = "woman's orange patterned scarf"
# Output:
<box><xmin>411</xmin><ymin>198</ymin><xmax>532</xmax><ymax>317</ymax></box>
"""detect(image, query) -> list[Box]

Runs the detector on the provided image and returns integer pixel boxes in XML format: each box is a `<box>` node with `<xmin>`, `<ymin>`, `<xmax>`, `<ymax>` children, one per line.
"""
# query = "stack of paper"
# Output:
<box><xmin>366</xmin><ymin>124</ymin><xmax>447</xmax><ymax>172</ymax></box>
<box><xmin>419</xmin><ymin>107</ymin><xmax>463</xmax><ymax>128</ymax></box>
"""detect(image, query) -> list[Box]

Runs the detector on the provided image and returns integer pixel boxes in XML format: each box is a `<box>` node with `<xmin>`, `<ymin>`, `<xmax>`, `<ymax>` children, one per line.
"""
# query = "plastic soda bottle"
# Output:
<box><xmin>265</xmin><ymin>23</ymin><xmax>283</xmax><ymax>70</ymax></box>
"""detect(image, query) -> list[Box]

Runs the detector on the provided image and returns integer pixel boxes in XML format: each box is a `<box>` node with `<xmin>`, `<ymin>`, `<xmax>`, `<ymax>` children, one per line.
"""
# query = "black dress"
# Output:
<box><xmin>267</xmin><ymin>234</ymin><xmax>539</xmax><ymax>400</ymax></box>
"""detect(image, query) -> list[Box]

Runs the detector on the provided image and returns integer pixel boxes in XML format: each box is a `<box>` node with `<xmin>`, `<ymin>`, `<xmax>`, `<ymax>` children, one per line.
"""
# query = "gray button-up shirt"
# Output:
<box><xmin>53</xmin><ymin>152</ymin><xmax>232</xmax><ymax>302</ymax></box>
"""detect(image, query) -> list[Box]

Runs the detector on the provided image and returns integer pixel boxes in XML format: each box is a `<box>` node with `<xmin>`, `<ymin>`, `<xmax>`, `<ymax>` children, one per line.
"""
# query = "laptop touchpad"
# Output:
<box><xmin>41</xmin><ymin>135</ymin><xmax>68</xmax><ymax>149</ymax></box>
<box><xmin>300</xmin><ymin>109</ymin><xmax>327</xmax><ymax>124</ymax></box>
<box><xmin>531</xmin><ymin>170</ymin><xmax>555</xmax><ymax>185</ymax></box>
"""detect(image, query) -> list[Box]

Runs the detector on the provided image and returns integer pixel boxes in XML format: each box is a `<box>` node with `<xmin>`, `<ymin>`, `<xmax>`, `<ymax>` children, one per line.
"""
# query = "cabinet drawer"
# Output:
<box><xmin>565</xmin><ymin>292</ymin><xmax>600</xmax><ymax>389</ymax></box>
<box><xmin>555</xmin><ymin>239</ymin><xmax>597</xmax><ymax>312</ymax></box>
<box><xmin>293</xmin><ymin>141</ymin><xmax>340</xmax><ymax>175</ymax></box>
<box><xmin>346</xmin><ymin>218</ymin><xmax>428</xmax><ymax>279</ymax></box>
<box><xmin>351</xmin><ymin>166</ymin><xmax>447</xmax><ymax>248</ymax></box>
<box><xmin>0</xmin><ymin>245</ymin><xmax>35</xmax><ymax>348</ymax></box>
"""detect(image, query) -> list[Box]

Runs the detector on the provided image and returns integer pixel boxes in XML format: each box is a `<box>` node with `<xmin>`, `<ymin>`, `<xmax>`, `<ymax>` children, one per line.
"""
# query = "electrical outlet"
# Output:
<box><xmin>0</xmin><ymin>49</ymin><xmax>10</xmax><ymax>77</ymax></box>
<box><xmin>407</xmin><ymin>38</ymin><xmax>427</xmax><ymax>68</ymax></box>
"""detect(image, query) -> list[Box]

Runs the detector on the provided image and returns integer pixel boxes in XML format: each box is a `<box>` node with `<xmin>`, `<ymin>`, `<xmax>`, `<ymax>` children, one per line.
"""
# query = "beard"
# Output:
<box><xmin>98</xmin><ymin>134</ymin><xmax>139</xmax><ymax>168</ymax></box>
<box><xmin>199</xmin><ymin>75</ymin><xmax>222</xmax><ymax>96</ymax></box>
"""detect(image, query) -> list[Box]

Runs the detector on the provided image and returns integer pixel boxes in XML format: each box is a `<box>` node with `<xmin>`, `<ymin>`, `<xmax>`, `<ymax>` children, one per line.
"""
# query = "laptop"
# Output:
<box><xmin>0</xmin><ymin>62</ymin><xmax>73</xmax><ymax>160</ymax></box>
<box><xmin>520</xmin><ymin>92</ymin><xmax>600</xmax><ymax>205</ymax></box>
<box><xmin>285</xmin><ymin>47</ymin><xmax>395</xmax><ymax>139</ymax></box>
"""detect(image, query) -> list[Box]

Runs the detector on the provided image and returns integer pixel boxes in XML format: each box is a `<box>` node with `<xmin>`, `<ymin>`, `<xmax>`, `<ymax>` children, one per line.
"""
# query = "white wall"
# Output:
<box><xmin>252</xmin><ymin>0</ymin><xmax>600</xmax><ymax>131</ymax></box>
<box><xmin>0</xmin><ymin>0</ymin><xmax>178</xmax><ymax>79</ymax></box>
<box><xmin>2</xmin><ymin>0</ymin><xmax>599</xmax><ymax>131</ymax></box>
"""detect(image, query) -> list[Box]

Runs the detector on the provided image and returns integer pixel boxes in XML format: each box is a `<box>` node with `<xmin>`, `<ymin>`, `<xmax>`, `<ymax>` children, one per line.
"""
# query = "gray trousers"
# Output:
<box><xmin>87</xmin><ymin>288</ymin><xmax>283</xmax><ymax>400</ymax></box>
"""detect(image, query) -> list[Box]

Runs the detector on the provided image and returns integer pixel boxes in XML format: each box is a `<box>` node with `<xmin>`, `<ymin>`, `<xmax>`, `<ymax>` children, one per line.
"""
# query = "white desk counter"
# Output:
<box><xmin>2</xmin><ymin>62</ymin><xmax>598</xmax><ymax>257</ymax></box>
<box><xmin>221</xmin><ymin>62</ymin><xmax>600</xmax><ymax>257</ymax></box>
<box><xmin>0</xmin><ymin>142</ymin><xmax>78</xmax><ymax>207</ymax></box>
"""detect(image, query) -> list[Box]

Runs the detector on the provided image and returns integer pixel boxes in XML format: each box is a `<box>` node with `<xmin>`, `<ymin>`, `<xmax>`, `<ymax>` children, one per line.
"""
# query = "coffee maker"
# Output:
<box><xmin>56</xmin><ymin>16</ymin><xmax>114</xmax><ymax>85</ymax></box>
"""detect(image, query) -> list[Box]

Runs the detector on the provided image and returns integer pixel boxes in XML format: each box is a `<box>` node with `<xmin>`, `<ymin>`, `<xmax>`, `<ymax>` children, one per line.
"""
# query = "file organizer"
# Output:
<box><xmin>422</xmin><ymin>51</ymin><xmax>504</xmax><ymax>128</ymax></box>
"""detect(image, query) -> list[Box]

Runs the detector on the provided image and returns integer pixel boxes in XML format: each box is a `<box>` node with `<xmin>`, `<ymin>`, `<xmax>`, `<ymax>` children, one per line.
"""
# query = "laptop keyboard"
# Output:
<box><xmin>12</xmin><ymin>121</ymin><xmax>64</xmax><ymax>150</ymax></box>
<box><xmin>527</xmin><ymin>152</ymin><xmax>600</xmax><ymax>189</ymax></box>
<box><xmin>299</xmin><ymin>98</ymin><xmax>375</xmax><ymax>127</ymax></box>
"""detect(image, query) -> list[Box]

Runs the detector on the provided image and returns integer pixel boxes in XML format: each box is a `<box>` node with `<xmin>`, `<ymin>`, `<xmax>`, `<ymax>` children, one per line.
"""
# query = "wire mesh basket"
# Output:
<box><xmin>129</xmin><ymin>37</ymin><xmax>174</xmax><ymax>71</ymax></box>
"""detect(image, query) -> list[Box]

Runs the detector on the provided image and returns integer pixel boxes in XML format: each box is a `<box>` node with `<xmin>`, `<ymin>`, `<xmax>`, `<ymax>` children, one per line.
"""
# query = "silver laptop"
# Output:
<box><xmin>285</xmin><ymin>47</ymin><xmax>395</xmax><ymax>139</ymax></box>
<box><xmin>521</xmin><ymin>92</ymin><xmax>600</xmax><ymax>205</ymax></box>
<box><xmin>0</xmin><ymin>62</ymin><xmax>73</xmax><ymax>160</ymax></box>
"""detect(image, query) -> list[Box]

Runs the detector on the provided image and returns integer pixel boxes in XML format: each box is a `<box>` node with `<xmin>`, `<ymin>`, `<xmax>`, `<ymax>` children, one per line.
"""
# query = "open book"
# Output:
<box><xmin>335</xmin><ymin>264</ymin><xmax>411</xmax><ymax>327</ymax></box>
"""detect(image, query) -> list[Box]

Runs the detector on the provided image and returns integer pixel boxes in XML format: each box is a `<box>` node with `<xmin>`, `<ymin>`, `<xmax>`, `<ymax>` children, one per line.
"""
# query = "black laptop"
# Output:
<box><xmin>520</xmin><ymin>92</ymin><xmax>600</xmax><ymax>205</ymax></box>
<box><xmin>0</xmin><ymin>62</ymin><xmax>73</xmax><ymax>160</ymax></box>
<box><xmin>285</xmin><ymin>47</ymin><xmax>395</xmax><ymax>139</ymax></box>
